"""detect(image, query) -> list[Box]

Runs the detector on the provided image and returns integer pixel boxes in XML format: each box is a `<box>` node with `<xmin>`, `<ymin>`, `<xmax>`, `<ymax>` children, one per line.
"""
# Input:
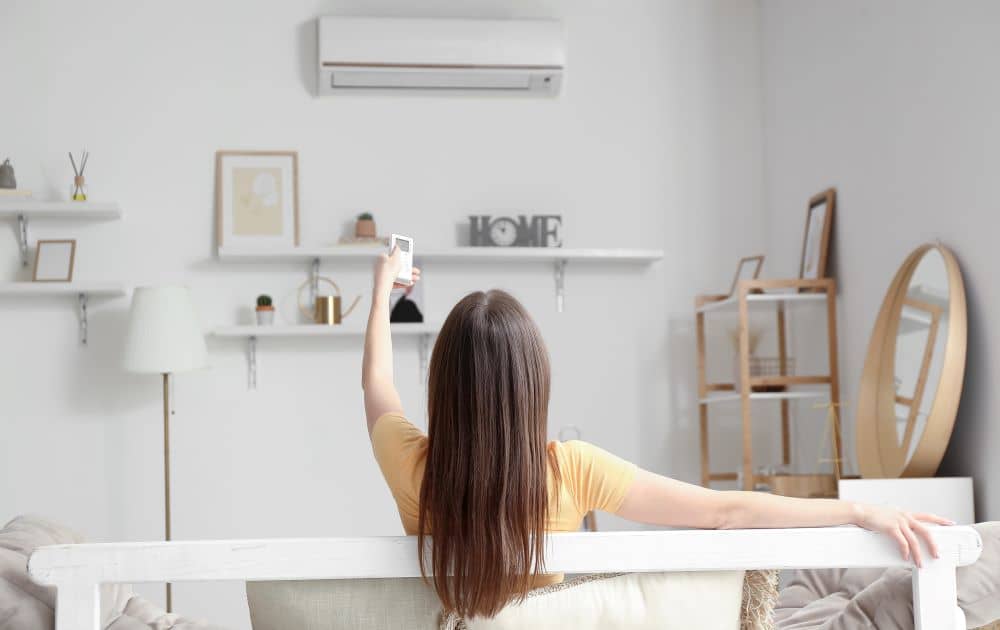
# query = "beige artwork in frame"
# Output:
<box><xmin>215</xmin><ymin>151</ymin><xmax>300</xmax><ymax>251</ymax></box>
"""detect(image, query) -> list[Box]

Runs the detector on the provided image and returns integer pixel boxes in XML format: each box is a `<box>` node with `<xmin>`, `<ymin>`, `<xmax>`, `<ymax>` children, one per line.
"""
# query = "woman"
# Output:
<box><xmin>363</xmin><ymin>249</ymin><xmax>951</xmax><ymax>619</ymax></box>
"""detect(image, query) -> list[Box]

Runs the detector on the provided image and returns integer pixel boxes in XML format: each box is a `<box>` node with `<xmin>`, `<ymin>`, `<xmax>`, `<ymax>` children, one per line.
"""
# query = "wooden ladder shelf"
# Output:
<box><xmin>696</xmin><ymin>278</ymin><xmax>843</xmax><ymax>492</ymax></box>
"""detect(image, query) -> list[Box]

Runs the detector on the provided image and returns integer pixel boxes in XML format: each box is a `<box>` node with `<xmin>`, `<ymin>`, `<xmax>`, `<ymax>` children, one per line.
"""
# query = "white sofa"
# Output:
<box><xmin>27</xmin><ymin>525</ymin><xmax>984</xmax><ymax>630</ymax></box>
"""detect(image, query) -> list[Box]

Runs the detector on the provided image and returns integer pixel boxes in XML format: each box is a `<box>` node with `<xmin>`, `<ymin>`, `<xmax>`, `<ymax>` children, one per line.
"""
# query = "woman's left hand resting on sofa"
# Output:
<box><xmin>617</xmin><ymin>469</ymin><xmax>954</xmax><ymax>568</ymax></box>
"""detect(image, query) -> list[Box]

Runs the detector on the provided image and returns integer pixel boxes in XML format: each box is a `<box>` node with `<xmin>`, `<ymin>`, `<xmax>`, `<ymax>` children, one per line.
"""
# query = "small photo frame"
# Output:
<box><xmin>33</xmin><ymin>239</ymin><xmax>76</xmax><ymax>282</ymax></box>
<box><xmin>730</xmin><ymin>255</ymin><xmax>764</xmax><ymax>296</ymax></box>
<box><xmin>215</xmin><ymin>150</ymin><xmax>299</xmax><ymax>251</ymax></box>
<box><xmin>799</xmin><ymin>188</ymin><xmax>836</xmax><ymax>282</ymax></box>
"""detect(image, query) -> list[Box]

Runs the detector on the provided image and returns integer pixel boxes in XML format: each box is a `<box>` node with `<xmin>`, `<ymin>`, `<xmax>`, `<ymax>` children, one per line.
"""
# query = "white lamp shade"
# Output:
<box><xmin>123</xmin><ymin>286</ymin><xmax>208</xmax><ymax>374</ymax></box>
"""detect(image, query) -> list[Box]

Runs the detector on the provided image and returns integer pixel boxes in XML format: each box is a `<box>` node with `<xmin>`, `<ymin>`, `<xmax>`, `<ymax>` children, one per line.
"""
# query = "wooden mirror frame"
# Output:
<box><xmin>856</xmin><ymin>243</ymin><xmax>967</xmax><ymax>478</ymax></box>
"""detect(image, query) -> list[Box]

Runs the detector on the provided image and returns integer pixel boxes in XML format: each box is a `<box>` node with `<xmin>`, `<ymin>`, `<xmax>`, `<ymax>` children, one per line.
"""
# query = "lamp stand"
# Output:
<box><xmin>163</xmin><ymin>372</ymin><xmax>173</xmax><ymax>613</ymax></box>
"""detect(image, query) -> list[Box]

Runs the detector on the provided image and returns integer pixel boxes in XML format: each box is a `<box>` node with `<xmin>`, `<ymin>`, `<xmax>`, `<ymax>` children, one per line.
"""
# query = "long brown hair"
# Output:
<box><xmin>418</xmin><ymin>289</ymin><xmax>557</xmax><ymax>618</ymax></box>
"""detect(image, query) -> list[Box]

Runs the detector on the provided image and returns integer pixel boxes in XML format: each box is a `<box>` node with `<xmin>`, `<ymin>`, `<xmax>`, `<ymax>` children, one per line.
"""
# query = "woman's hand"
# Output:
<box><xmin>854</xmin><ymin>504</ymin><xmax>954</xmax><ymax>567</ymax></box>
<box><xmin>373</xmin><ymin>247</ymin><xmax>422</xmax><ymax>293</ymax></box>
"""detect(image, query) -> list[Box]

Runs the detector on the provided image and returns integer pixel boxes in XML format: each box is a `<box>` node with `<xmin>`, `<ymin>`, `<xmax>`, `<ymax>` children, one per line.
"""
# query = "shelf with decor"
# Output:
<box><xmin>0</xmin><ymin>282</ymin><xmax>127</xmax><ymax>345</ymax></box>
<box><xmin>696</xmin><ymin>277</ymin><xmax>842</xmax><ymax>496</ymax></box>
<box><xmin>0</xmin><ymin>199</ymin><xmax>126</xmax><ymax>346</ymax></box>
<box><xmin>0</xmin><ymin>200</ymin><xmax>123</xmax><ymax>267</ymax></box>
<box><xmin>216</xmin><ymin>246</ymin><xmax>664</xmax><ymax>263</ymax></box>
<box><xmin>216</xmin><ymin>246</ymin><xmax>663</xmax><ymax>314</ymax></box>
<box><xmin>211</xmin><ymin>323</ymin><xmax>439</xmax><ymax>389</ymax></box>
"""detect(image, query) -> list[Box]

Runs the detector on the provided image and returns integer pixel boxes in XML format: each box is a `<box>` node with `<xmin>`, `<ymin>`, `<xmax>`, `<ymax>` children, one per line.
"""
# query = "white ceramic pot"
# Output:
<box><xmin>256</xmin><ymin>308</ymin><xmax>275</xmax><ymax>325</ymax></box>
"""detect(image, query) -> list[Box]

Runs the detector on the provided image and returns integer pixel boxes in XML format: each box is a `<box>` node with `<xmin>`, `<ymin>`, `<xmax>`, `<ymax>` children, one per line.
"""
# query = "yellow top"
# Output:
<box><xmin>371</xmin><ymin>413</ymin><xmax>638</xmax><ymax>585</ymax></box>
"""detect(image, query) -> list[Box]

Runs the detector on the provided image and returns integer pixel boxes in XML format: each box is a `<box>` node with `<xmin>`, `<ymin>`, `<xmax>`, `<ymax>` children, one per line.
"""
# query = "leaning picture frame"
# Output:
<box><xmin>799</xmin><ymin>188</ymin><xmax>836</xmax><ymax>285</ymax></box>
<box><xmin>32</xmin><ymin>239</ymin><xmax>76</xmax><ymax>282</ymax></box>
<box><xmin>215</xmin><ymin>150</ymin><xmax>299</xmax><ymax>252</ymax></box>
<box><xmin>729</xmin><ymin>255</ymin><xmax>764</xmax><ymax>296</ymax></box>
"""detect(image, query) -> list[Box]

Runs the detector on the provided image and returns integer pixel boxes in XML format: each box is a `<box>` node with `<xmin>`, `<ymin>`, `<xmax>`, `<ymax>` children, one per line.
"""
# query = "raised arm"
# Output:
<box><xmin>617</xmin><ymin>468</ymin><xmax>953</xmax><ymax>567</ymax></box>
<box><xmin>362</xmin><ymin>248</ymin><xmax>421</xmax><ymax>435</ymax></box>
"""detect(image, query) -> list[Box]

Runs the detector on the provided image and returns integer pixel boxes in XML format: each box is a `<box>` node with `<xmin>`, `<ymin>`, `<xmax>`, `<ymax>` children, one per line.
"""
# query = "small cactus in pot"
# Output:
<box><xmin>355</xmin><ymin>212</ymin><xmax>376</xmax><ymax>239</ymax></box>
<box><xmin>255</xmin><ymin>294</ymin><xmax>275</xmax><ymax>326</ymax></box>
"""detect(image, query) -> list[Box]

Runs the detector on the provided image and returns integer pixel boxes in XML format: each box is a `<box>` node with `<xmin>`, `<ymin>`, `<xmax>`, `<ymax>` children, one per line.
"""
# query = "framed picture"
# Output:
<box><xmin>799</xmin><ymin>188</ymin><xmax>836</xmax><ymax>282</ymax></box>
<box><xmin>33</xmin><ymin>239</ymin><xmax>76</xmax><ymax>282</ymax></box>
<box><xmin>215</xmin><ymin>151</ymin><xmax>299</xmax><ymax>251</ymax></box>
<box><xmin>730</xmin><ymin>255</ymin><xmax>764</xmax><ymax>296</ymax></box>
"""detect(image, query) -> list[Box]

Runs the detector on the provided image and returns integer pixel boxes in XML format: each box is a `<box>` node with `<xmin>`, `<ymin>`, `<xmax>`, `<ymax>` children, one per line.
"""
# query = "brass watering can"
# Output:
<box><xmin>297</xmin><ymin>277</ymin><xmax>361</xmax><ymax>325</ymax></box>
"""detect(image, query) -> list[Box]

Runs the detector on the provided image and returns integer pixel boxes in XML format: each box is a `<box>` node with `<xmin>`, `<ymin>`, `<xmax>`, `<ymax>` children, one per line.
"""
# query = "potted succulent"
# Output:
<box><xmin>256</xmin><ymin>294</ymin><xmax>275</xmax><ymax>325</ymax></box>
<box><xmin>355</xmin><ymin>212</ymin><xmax>376</xmax><ymax>239</ymax></box>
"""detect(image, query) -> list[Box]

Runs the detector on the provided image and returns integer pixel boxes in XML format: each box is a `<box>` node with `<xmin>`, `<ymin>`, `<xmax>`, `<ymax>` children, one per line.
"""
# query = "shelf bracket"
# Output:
<box><xmin>17</xmin><ymin>213</ymin><xmax>29</xmax><ymax>267</ymax></box>
<box><xmin>248</xmin><ymin>336</ymin><xmax>258</xmax><ymax>390</ymax></box>
<box><xmin>418</xmin><ymin>333</ymin><xmax>431</xmax><ymax>387</ymax></box>
<box><xmin>554</xmin><ymin>259</ymin><xmax>567</xmax><ymax>312</ymax></box>
<box><xmin>310</xmin><ymin>258</ymin><xmax>320</xmax><ymax>305</ymax></box>
<box><xmin>77</xmin><ymin>293</ymin><xmax>88</xmax><ymax>345</ymax></box>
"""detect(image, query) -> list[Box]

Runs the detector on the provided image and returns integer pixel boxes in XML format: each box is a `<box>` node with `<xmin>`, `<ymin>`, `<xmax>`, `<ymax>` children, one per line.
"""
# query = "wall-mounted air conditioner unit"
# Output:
<box><xmin>317</xmin><ymin>16</ymin><xmax>565</xmax><ymax>95</ymax></box>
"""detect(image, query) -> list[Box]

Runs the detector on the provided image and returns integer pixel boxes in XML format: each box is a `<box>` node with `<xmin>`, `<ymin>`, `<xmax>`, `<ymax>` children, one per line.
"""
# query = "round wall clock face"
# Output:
<box><xmin>489</xmin><ymin>218</ymin><xmax>519</xmax><ymax>246</ymax></box>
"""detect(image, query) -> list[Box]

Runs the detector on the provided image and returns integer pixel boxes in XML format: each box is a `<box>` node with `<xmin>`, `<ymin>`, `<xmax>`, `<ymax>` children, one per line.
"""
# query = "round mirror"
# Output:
<box><xmin>856</xmin><ymin>243</ymin><xmax>967</xmax><ymax>478</ymax></box>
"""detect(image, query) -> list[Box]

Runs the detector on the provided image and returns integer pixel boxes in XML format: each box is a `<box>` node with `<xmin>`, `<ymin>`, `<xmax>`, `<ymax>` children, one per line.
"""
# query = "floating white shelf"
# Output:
<box><xmin>698</xmin><ymin>390</ymin><xmax>831</xmax><ymax>405</ymax></box>
<box><xmin>0</xmin><ymin>200</ymin><xmax>123</xmax><ymax>220</ymax></box>
<box><xmin>0</xmin><ymin>282</ymin><xmax>126</xmax><ymax>298</ymax></box>
<box><xmin>212</xmin><ymin>323</ymin><xmax>438</xmax><ymax>338</ymax></box>
<box><xmin>217</xmin><ymin>246</ymin><xmax>662</xmax><ymax>317</ymax></box>
<box><xmin>696</xmin><ymin>291</ymin><xmax>828</xmax><ymax>314</ymax></box>
<box><xmin>0</xmin><ymin>200</ymin><xmax>124</xmax><ymax>268</ymax></box>
<box><xmin>213</xmin><ymin>323</ymin><xmax>439</xmax><ymax>390</ymax></box>
<box><xmin>0</xmin><ymin>282</ymin><xmax>127</xmax><ymax>345</ymax></box>
<box><xmin>217</xmin><ymin>246</ymin><xmax>664</xmax><ymax>264</ymax></box>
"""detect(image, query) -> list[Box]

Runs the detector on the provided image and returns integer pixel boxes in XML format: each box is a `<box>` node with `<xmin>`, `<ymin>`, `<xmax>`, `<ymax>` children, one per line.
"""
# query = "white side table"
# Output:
<box><xmin>838</xmin><ymin>478</ymin><xmax>975</xmax><ymax>525</ymax></box>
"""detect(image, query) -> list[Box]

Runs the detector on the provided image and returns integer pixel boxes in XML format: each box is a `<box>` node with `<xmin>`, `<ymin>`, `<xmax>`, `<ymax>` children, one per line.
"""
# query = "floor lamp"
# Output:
<box><xmin>123</xmin><ymin>286</ymin><xmax>207</xmax><ymax>612</ymax></box>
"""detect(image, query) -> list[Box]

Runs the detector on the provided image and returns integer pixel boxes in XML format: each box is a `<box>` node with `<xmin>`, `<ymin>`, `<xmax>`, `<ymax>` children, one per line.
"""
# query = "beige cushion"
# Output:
<box><xmin>248</xmin><ymin>570</ymin><xmax>778</xmax><ymax>630</ymax></box>
<box><xmin>247</xmin><ymin>578</ymin><xmax>442</xmax><ymax>630</ymax></box>
<box><xmin>447</xmin><ymin>571</ymin><xmax>746</xmax><ymax>630</ymax></box>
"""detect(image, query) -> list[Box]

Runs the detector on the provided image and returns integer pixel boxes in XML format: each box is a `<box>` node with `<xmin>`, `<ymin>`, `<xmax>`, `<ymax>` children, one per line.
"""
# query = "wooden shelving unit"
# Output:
<box><xmin>0</xmin><ymin>201</ymin><xmax>126</xmax><ymax>345</ymax></box>
<box><xmin>696</xmin><ymin>278</ymin><xmax>842</xmax><ymax>493</ymax></box>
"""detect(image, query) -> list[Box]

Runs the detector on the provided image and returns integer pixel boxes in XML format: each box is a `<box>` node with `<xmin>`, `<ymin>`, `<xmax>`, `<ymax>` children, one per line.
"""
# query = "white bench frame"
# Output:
<box><xmin>29</xmin><ymin>526</ymin><xmax>982</xmax><ymax>630</ymax></box>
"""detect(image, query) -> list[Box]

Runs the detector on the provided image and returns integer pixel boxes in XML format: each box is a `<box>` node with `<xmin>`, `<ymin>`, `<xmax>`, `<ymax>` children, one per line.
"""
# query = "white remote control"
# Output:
<box><xmin>390</xmin><ymin>234</ymin><xmax>414</xmax><ymax>285</ymax></box>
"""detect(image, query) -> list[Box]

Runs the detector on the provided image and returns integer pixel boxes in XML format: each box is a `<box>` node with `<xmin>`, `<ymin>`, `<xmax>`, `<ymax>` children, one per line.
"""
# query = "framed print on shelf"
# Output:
<box><xmin>729</xmin><ymin>255</ymin><xmax>764</xmax><ymax>296</ymax></box>
<box><xmin>33</xmin><ymin>239</ymin><xmax>76</xmax><ymax>282</ymax></box>
<box><xmin>799</xmin><ymin>188</ymin><xmax>836</xmax><ymax>285</ymax></box>
<box><xmin>215</xmin><ymin>151</ymin><xmax>299</xmax><ymax>252</ymax></box>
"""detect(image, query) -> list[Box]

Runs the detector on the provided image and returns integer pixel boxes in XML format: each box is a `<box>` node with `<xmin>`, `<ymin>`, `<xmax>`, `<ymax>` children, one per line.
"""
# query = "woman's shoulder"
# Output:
<box><xmin>371</xmin><ymin>412</ymin><xmax>428</xmax><ymax>453</ymax></box>
<box><xmin>548</xmin><ymin>439</ymin><xmax>594</xmax><ymax>460</ymax></box>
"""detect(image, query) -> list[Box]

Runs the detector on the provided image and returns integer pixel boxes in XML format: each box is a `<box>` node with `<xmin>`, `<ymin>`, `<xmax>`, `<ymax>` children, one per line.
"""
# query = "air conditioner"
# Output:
<box><xmin>317</xmin><ymin>16</ymin><xmax>565</xmax><ymax>95</ymax></box>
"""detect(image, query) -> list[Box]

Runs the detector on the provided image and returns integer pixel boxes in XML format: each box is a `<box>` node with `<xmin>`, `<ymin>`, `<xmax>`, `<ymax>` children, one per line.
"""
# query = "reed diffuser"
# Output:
<box><xmin>69</xmin><ymin>150</ymin><xmax>89</xmax><ymax>201</ymax></box>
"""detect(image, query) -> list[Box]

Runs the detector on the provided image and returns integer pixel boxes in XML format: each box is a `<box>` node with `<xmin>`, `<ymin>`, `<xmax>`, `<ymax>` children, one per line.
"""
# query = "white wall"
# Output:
<box><xmin>761</xmin><ymin>1</ymin><xmax>1000</xmax><ymax>518</ymax></box>
<box><xmin>1</xmin><ymin>1</ymin><xmax>765</xmax><ymax>626</ymax></box>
